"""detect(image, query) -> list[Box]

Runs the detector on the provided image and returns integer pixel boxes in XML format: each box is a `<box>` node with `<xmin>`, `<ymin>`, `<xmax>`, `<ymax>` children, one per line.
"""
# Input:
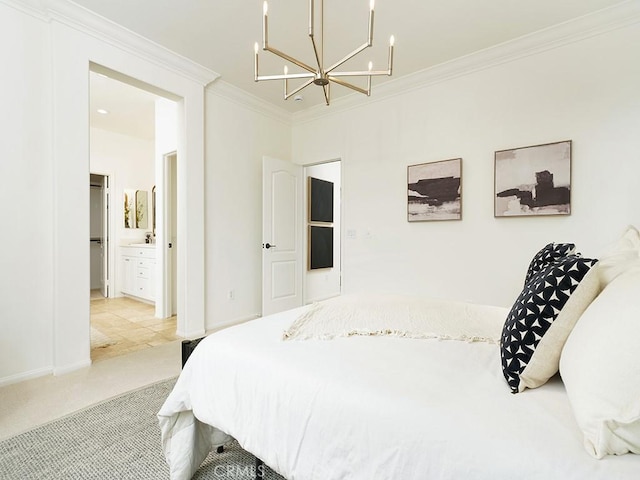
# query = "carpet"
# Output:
<box><xmin>0</xmin><ymin>378</ymin><xmax>285</xmax><ymax>480</ymax></box>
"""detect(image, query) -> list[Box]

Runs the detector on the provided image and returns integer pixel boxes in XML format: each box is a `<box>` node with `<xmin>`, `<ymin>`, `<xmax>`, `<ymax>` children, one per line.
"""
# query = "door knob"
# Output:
<box><xmin>265</xmin><ymin>243</ymin><xmax>276</xmax><ymax>249</ymax></box>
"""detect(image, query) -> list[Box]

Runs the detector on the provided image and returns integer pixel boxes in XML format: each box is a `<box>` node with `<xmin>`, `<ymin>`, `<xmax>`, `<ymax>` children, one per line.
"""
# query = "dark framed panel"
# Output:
<box><xmin>494</xmin><ymin>140</ymin><xmax>571</xmax><ymax>217</ymax></box>
<box><xmin>309</xmin><ymin>225</ymin><xmax>333</xmax><ymax>270</ymax></box>
<box><xmin>407</xmin><ymin>158</ymin><xmax>462</xmax><ymax>222</ymax></box>
<box><xmin>309</xmin><ymin>177</ymin><xmax>334</xmax><ymax>223</ymax></box>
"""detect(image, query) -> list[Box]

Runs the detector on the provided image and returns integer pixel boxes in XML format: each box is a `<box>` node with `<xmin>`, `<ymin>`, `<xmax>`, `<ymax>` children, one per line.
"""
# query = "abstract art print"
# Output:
<box><xmin>494</xmin><ymin>140</ymin><xmax>571</xmax><ymax>217</ymax></box>
<box><xmin>308</xmin><ymin>177</ymin><xmax>334</xmax><ymax>223</ymax></box>
<box><xmin>407</xmin><ymin>158</ymin><xmax>462</xmax><ymax>222</ymax></box>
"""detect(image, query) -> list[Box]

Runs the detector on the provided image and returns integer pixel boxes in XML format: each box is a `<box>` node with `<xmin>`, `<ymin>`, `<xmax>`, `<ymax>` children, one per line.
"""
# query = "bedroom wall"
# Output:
<box><xmin>292</xmin><ymin>22</ymin><xmax>640</xmax><ymax>308</ymax></box>
<box><xmin>203</xmin><ymin>86</ymin><xmax>292</xmax><ymax>330</ymax></box>
<box><xmin>0</xmin><ymin>0</ymin><xmax>216</xmax><ymax>385</ymax></box>
<box><xmin>0</xmin><ymin>1</ymin><xmax>53</xmax><ymax>385</ymax></box>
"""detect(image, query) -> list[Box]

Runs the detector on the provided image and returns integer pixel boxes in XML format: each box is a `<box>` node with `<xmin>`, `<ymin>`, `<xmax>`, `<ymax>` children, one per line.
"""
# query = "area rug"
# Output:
<box><xmin>0</xmin><ymin>378</ymin><xmax>285</xmax><ymax>480</ymax></box>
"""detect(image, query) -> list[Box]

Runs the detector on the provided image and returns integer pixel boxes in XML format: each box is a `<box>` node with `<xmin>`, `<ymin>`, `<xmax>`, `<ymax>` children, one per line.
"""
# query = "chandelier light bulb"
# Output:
<box><xmin>368</xmin><ymin>61</ymin><xmax>373</xmax><ymax>71</ymax></box>
<box><xmin>284</xmin><ymin>65</ymin><xmax>288</xmax><ymax>75</ymax></box>
<box><xmin>263</xmin><ymin>1</ymin><xmax>268</xmax><ymax>16</ymax></box>
<box><xmin>370</xmin><ymin>0</ymin><xmax>375</xmax><ymax>11</ymax></box>
<box><xmin>254</xmin><ymin>42</ymin><xmax>259</xmax><ymax>54</ymax></box>
<box><xmin>389</xmin><ymin>35</ymin><xmax>395</xmax><ymax>47</ymax></box>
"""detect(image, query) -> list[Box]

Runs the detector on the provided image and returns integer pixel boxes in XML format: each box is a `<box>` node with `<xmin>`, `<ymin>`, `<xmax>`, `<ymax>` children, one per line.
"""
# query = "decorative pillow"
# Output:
<box><xmin>524</xmin><ymin>242</ymin><xmax>576</xmax><ymax>285</ymax></box>
<box><xmin>500</xmin><ymin>254</ymin><xmax>599</xmax><ymax>393</ymax></box>
<box><xmin>596</xmin><ymin>225</ymin><xmax>640</xmax><ymax>287</ymax></box>
<box><xmin>560</xmin><ymin>269</ymin><xmax>640</xmax><ymax>458</ymax></box>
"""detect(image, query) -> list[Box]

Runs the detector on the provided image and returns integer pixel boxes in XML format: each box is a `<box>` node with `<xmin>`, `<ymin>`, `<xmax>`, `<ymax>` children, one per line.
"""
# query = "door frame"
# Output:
<box><xmin>89</xmin><ymin>171</ymin><xmax>113</xmax><ymax>299</ymax></box>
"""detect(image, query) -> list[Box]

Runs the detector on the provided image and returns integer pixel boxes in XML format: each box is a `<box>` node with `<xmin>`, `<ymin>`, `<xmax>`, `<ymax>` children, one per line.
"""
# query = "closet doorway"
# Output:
<box><xmin>90</xmin><ymin>174</ymin><xmax>109</xmax><ymax>299</ymax></box>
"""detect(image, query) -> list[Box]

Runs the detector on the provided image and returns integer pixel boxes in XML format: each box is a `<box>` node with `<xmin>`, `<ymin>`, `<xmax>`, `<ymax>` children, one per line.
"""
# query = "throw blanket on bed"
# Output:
<box><xmin>283</xmin><ymin>293</ymin><xmax>506</xmax><ymax>343</ymax></box>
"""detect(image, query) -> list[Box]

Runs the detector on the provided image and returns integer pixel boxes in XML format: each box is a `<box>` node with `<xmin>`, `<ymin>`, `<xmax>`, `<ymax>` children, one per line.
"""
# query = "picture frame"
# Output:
<box><xmin>308</xmin><ymin>177</ymin><xmax>334</xmax><ymax>223</ymax></box>
<box><xmin>494</xmin><ymin>140</ymin><xmax>571</xmax><ymax>217</ymax></box>
<box><xmin>407</xmin><ymin>158</ymin><xmax>462</xmax><ymax>222</ymax></box>
<box><xmin>309</xmin><ymin>225</ymin><xmax>333</xmax><ymax>270</ymax></box>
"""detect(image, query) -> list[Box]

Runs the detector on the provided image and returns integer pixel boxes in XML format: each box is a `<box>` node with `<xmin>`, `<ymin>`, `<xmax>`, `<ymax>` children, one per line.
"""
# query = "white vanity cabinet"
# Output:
<box><xmin>121</xmin><ymin>245</ymin><xmax>156</xmax><ymax>302</ymax></box>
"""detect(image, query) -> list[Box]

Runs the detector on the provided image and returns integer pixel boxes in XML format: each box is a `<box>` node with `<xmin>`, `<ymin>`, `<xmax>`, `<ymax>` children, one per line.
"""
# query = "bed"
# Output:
<box><xmin>158</xmin><ymin>228</ymin><xmax>640</xmax><ymax>480</ymax></box>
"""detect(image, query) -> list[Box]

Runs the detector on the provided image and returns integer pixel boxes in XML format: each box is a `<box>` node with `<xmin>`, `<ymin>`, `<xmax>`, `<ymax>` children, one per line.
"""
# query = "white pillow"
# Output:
<box><xmin>560</xmin><ymin>269</ymin><xmax>640</xmax><ymax>458</ymax></box>
<box><xmin>597</xmin><ymin>225</ymin><xmax>640</xmax><ymax>286</ymax></box>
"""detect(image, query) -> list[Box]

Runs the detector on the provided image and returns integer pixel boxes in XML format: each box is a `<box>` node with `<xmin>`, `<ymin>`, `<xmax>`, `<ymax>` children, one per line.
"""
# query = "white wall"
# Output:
<box><xmin>203</xmin><ymin>88</ymin><xmax>291</xmax><ymax>330</ymax></box>
<box><xmin>0</xmin><ymin>2</ymin><xmax>53</xmax><ymax>384</ymax></box>
<box><xmin>304</xmin><ymin>161</ymin><xmax>342</xmax><ymax>303</ymax></box>
<box><xmin>293</xmin><ymin>23</ymin><xmax>640</xmax><ymax>308</ymax></box>
<box><xmin>90</xmin><ymin>127</ymin><xmax>155</xmax><ymax>296</ymax></box>
<box><xmin>0</xmin><ymin>0</ymin><xmax>216</xmax><ymax>385</ymax></box>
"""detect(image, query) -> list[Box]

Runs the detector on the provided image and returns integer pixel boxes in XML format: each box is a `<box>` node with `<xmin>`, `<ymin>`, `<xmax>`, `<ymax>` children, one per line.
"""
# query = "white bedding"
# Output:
<box><xmin>284</xmin><ymin>293</ymin><xmax>506</xmax><ymax>342</ymax></box>
<box><xmin>158</xmin><ymin>305</ymin><xmax>640</xmax><ymax>480</ymax></box>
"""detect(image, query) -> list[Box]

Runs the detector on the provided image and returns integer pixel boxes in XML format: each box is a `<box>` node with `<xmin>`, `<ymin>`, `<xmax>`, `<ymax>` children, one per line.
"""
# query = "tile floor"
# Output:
<box><xmin>90</xmin><ymin>293</ymin><xmax>179</xmax><ymax>362</ymax></box>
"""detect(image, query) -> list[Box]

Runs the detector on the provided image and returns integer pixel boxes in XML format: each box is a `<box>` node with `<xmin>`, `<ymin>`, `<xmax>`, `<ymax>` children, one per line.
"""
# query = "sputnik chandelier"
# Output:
<box><xmin>253</xmin><ymin>0</ymin><xmax>395</xmax><ymax>105</ymax></box>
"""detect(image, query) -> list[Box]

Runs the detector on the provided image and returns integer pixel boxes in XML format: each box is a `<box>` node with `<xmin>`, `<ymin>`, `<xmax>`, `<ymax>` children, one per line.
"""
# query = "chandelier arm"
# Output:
<box><xmin>330</xmin><ymin>70</ymin><xmax>390</xmax><ymax>77</ymax></box>
<box><xmin>310</xmin><ymin>35</ymin><xmax>324</xmax><ymax>74</ymax></box>
<box><xmin>257</xmin><ymin>73</ymin><xmax>315</xmax><ymax>82</ymax></box>
<box><xmin>264</xmin><ymin>46</ymin><xmax>317</xmax><ymax>74</ymax></box>
<box><xmin>328</xmin><ymin>76</ymin><xmax>369</xmax><ymax>96</ymax></box>
<box><xmin>285</xmin><ymin>78</ymin><xmax>315</xmax><ymax>100</ymax></box>
<box><xmin>324</xmin><ymin>42</ymin><xmax>370</xmax><ymax>75</ymax></box>
<box><xmin>321</xmin><ymin>82</ymin><xmax>330</xmax><ymax>106</ymax></box>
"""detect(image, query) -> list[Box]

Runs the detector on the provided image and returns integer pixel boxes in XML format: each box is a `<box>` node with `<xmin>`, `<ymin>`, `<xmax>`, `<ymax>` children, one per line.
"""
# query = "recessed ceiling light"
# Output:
<box><xmin>96</xmin><ymin>109</ymin><xmax>109</xmax><ymax>115</ymax></box>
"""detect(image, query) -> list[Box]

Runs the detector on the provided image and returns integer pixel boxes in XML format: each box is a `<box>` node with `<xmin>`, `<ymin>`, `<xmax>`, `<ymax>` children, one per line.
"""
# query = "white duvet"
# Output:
<box><xmin>158</xmin><ymin>303</ymin><xmax>640</xmax><ymax>480</ymax></box>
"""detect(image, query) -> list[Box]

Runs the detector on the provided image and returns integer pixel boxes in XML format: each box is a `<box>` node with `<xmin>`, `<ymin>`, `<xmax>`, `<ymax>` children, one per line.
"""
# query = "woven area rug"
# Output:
<box><xmin>0</xmin><ymin>378</ymin><xmax>285</xmax><ymax>480</ymax></box>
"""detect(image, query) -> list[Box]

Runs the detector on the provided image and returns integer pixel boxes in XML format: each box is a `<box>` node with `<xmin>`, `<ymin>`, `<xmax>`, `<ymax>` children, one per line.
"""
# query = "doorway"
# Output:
<box><xmin>89</xmin><ymin>174</ymin><xmax>109</xmax><ymax>299</ymax></box>
<box><xmin>89</xmin><ymin>67</ymin><xmax>180</xmax><ymax>361</ymax></box>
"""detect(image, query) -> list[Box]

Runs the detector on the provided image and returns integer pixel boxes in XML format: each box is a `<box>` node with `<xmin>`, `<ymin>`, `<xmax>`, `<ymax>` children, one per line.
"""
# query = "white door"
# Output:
<box><xmin>262</xmin><ymin>156</ymin><xmax>303</xmax><ymax>316</ymax></box>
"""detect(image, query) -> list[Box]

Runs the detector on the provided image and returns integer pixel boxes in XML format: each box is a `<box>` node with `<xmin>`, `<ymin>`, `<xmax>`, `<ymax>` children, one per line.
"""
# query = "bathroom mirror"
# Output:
<box><xmin>136</xmin><ymin>190</ymin><xmax>148</xmax><ymax>229</ymax></box>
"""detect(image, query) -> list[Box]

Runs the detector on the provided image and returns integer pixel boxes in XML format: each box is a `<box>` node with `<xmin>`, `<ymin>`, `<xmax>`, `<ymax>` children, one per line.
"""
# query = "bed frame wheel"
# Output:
<box><xmin>216</xmin><ymin>446</ymin><xmax>224</xmax><ymax>454</ymax></box>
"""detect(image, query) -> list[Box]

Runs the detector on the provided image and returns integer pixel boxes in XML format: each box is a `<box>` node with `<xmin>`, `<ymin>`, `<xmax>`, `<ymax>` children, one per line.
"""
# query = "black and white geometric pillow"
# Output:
<box><xmin>524</xmin><ymin>242</ymin><xmax>576</xmax><ymax>285</ymax></box>
<box><xmin>501</xmin><ymin>255</ymin><xmax>598</xmax><ymax>393</ymax></box>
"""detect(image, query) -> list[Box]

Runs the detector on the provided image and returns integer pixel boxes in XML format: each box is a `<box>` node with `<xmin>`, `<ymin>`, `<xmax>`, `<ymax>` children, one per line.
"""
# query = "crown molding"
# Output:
<box><xmin>0</xmin><ymin>0</ymin><xmax>48</xmax><ymax>20</ymax></box>
<box><xmin>3</xmin><ymin>0</ymin><xmax>219</xmax><ymax>86</ymax></box>
<box><xmin>207</xmin><ymin>80</ymin><xmax>293</xmax><ymax>125</ymax></box>
<box><xmin>293</xmin><ymin>0</ymin><xmax>640</xmax><ymax>125</ymax></box>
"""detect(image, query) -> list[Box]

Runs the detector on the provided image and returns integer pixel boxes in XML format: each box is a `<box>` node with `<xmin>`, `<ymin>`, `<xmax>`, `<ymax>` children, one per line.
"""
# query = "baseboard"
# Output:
<box><xmin>53</xmin><ymin>359</ymin><xmax>91</xmax><ymax>376</ymax></box>
<box><xmin>205</xmin><ymin>313</ymin><xmax>261</xmax><ymax>335</ymax></box>
<box><xmin>0</xmin><ymin>366</ymin><xmax>53</xmax><ymax>388</ymax></box>
<box><xmin>177</xmin><ymin>328</ymin><xmax>206</xmax><ymax>340</ymax></box>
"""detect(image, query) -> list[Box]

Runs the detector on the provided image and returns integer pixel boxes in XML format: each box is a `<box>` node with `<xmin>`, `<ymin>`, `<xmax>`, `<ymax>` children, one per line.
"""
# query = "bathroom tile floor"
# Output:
<box><xmin>90</xmin><ymin>294</ymin><xmax>180</xmax><ymax>362</ymax></box>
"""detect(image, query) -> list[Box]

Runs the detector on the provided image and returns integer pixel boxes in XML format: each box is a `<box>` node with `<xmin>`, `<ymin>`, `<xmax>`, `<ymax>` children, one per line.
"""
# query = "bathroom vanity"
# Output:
<box><xmin>121</xmin><ymin>244</ymin><xmax>156</xmax><ymax>302</ymax></box>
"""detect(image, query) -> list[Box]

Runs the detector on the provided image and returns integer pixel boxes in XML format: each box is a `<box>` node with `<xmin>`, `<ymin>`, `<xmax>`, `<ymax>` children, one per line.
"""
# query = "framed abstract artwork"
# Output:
<box><xmin>309</xmin><ymin>225</ymin><xmax>333</xmax><ymax>270</ymax></box>
<box><xmin>494</xmin><ymin>140</ymin><xmax>571</xmax><ymax>217</ymax></box>
<box><xmin>309</xmin><ymin>177</ymin><xmax>334</xmax><ymax>223</ymax></box>
<box><xmin>407</xmin><ymin>158</ymin><xmax>462</xmax><ymax>222</ymax></box>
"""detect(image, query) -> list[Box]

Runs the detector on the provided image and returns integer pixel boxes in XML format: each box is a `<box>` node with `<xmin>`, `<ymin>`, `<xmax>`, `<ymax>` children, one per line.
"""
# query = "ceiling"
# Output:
<box><xmin>83</xmin><ymin>0</ymin><xmax>626</xmax><ymax>127</ymax></box>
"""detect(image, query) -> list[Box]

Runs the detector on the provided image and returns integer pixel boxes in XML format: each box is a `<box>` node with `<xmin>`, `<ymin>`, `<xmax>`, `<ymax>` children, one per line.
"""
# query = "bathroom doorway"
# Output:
<box><xmin>89</xmin><ymin>67</ymin><xmax>181</xmax><ymax>361</ymax></box>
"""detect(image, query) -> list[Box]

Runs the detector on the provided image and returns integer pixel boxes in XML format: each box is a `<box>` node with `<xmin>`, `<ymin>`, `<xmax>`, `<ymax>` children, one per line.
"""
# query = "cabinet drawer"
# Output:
<box><xmin>137</xmin><ymin>267</ymin><xmax>149</xmax><ymax>279</ymax></box>
<box><xmin>121</xmin><ymin>246</ymin><xmax>156</xmax><ymax>259</ymax></box>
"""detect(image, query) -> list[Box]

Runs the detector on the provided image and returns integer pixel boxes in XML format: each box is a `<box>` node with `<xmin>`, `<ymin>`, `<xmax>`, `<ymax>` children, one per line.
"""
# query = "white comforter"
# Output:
<box><xmin>158</xmin><ymin>305</ymin><xmax>640</xmax><ymax>480</ymax></box>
